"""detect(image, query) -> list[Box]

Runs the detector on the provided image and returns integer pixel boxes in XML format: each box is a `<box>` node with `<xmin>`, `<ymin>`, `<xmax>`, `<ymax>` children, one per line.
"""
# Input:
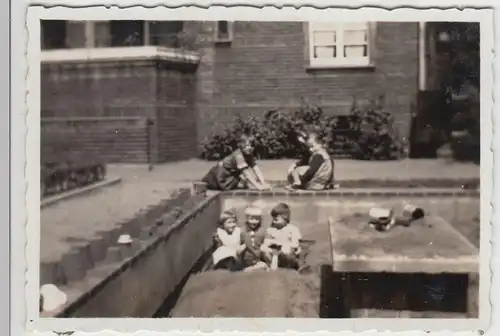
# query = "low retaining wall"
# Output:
<box><xmin>44</xmin><ymin>191</ymin><xmax>220</xmax><ymax>318</ymax></box>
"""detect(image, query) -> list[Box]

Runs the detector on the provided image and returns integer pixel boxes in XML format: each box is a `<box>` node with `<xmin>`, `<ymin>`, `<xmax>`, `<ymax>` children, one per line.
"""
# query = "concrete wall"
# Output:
<box><xmin>51</xmin><ymin>194</ymin><xmax>221</xmax><ymax>318</ymax></box>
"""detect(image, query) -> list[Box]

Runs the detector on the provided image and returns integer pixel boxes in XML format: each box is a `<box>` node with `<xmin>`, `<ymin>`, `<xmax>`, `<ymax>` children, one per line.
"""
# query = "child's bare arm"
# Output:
<box><xmin>212</xmin><ymin>233</ymin><xmax>223</xmax><ymax>249</ymax></box>
<box><xmin>241</xmin><ymin>168</ymin><xmax>265</xmax><ymax>189</ymax></box>
<box><xmin>252</xmin><ymin>165</ymin><xmax>268</xmax><ymax>186</ymax></box>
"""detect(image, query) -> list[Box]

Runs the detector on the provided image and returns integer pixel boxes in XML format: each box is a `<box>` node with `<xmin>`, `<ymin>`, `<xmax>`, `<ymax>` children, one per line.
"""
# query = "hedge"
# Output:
<box><xmin>199</xmin><ymin>97</ymin><xmax>406</xmax><ymax>161</ymax></box>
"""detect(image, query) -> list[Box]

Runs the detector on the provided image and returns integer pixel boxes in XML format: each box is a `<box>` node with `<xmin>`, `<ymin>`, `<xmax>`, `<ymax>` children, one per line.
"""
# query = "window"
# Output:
<box><xmin>41</xmin><ymin>20</ymin><xmax>67</xmax><ymax>50</ymax></box>
<box><xmin>109</xmin><ymin>21</ymin><xmax>145</xmax><ymax>46</ymax></box>
<box><xmin>41</xmin><ymin>20</ymin><xmax>187</xmax><ymax>50</ymax></box>
<box><xmin>308</xmin><ymin>22</ymin><xmax>374</xmax><ymax>68</ymax></box>
<box><xmin>214</xmin><ymin>21</ymin><xmax>233</xmax><ymax>43</ymax></box>
<box><xmin>149</xmin><ymin>21</ymin><xmax>184</xmax><ymax>48</ymax></box>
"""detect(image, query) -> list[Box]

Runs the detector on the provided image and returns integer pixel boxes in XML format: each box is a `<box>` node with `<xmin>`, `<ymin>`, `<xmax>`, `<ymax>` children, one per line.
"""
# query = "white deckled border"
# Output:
<box><xmin>16</xmin><ymin>4</ymin><xmax>495</xmax><ymax>336</ymax></box>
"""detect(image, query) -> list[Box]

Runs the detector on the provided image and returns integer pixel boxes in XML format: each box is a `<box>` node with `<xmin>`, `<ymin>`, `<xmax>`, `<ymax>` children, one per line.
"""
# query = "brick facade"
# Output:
<box><xmin>41</xmin><ymin>21</ymin><xmax>420</xmax><ymax>163</ymax></box>
<box><xmin>197</xmin><ymin>21</ymin><xmax>419</xmax><ymax>143</ymax></box>
<box><xmin>41</xmin><ymin>59</ymin><xmax>198</xmax><ymax>163</ymax></box>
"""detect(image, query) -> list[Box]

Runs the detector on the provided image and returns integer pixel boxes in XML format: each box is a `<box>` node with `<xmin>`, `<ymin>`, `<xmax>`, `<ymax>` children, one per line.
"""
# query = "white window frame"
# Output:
<box><xmin>214</xmin><ymin>21</ymin><xmax>234</xmax><ymax>43</ymax></box>
<box><xmin>308</xmin><ymin>22</ymin><xmax>375</xmax><ymax>69</ymax></box>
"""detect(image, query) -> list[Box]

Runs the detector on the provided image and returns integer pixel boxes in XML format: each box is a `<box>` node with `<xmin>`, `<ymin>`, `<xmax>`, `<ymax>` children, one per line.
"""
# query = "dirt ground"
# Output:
<box><xmin>170</xmin><ymin>269</ymin><xmax>320</xmax><ymax>318</ymax></box>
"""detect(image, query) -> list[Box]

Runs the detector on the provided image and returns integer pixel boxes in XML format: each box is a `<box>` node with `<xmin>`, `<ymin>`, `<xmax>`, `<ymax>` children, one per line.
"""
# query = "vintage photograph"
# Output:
<box><xmin>37</xmin><ymin>15</ymin><xmax>482</xmax><ymax>321</ymax></box>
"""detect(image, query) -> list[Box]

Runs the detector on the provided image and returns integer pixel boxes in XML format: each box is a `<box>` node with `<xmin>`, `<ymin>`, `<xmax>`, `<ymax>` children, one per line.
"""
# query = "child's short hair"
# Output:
<box><xmin>219</xmin><ymin>209</ymin><xmax>237</xmax><ymax>226</ymax></box>
<box><xmin>238</xmin><ymin>134</ymin><xmax>255</xmax><ymax>147</ymax></box>
<box><xmin>308</xmin><ymin>131</ymin><xmax>325</xmax><ymax>146</ymax></box>
<box><xmin>244</xmin><ymin>205</ymin><xmax>263</xmax><ymax>217</ymax></box>
<box><xmin>270</xmin><ymin>203</ymin><xmax>291</xmax><ymax>222</ymax></box>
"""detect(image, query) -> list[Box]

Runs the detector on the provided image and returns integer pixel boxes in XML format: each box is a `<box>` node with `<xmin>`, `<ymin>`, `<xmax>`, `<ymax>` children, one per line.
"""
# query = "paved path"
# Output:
<box><xmin>108</xmin><ymin>158</ymin><xmax>480</xmax><ymax>182</ymax></box>
<box><xmin>40</xmin><ymin>159</ymin><xmax>479</xmax><ymax>263</ymax></box>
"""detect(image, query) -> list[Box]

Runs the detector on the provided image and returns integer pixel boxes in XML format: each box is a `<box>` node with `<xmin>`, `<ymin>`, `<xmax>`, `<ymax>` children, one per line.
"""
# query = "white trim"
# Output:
<box><xmin>144</xmin><ymin>20</ymin><xmax>151</xmax><ymax>45</ymax></box>
<box><xmin>40</xmin><ymin>46</ymin><xmax>200</xmax><ymax>63</ymax></box>
<box><xmin>84</xmin><ymin>21</ymin><xmax>95</xmax><ymax>48</ymax></box>
<box><xmin>418</xmin><ymin>21</ymin><xmax>427</xmax><ymax>90</ymax></box>
<box><xmin>308</xmin><ymin>22</ymin><xmax>372</xmax><ymax>68</ymax></box>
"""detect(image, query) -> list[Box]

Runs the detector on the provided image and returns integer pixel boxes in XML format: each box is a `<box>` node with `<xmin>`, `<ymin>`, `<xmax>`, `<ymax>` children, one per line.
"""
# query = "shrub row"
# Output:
<box><xmin>41</xmin><ymin>151</ymin><xmax>107</xmax><ymax>197</ymax></box>
<box><xmin>199</xmin><ymin>97</ymin><xmax>406</xmax><ymax>161</ymax></box>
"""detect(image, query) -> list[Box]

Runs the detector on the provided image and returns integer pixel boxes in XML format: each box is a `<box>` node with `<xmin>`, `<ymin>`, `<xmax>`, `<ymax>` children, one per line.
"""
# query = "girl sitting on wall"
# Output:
<box><xmin>286</xmin><ymin>131</ymin><xmax>335</xmax><ymax>191</ymax></box>
<box><xmin>202</xmin><ymin>134</ymin><xmax>271</xmax><ymax>191</ymax></box>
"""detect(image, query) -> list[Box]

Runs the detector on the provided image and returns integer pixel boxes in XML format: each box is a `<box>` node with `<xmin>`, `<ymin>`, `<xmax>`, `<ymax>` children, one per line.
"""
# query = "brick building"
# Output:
<box><xmin>41</xmin><ymin>20</ymin><xmax>458</xmax><ymax>163</ymax></box>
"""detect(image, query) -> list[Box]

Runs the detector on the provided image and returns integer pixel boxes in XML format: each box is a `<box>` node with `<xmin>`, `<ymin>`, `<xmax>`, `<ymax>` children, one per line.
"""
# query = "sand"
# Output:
<box><xmin>170</xmin><ymin>269</ymin><xmax>319</xmax><ymax>318</ymax></box>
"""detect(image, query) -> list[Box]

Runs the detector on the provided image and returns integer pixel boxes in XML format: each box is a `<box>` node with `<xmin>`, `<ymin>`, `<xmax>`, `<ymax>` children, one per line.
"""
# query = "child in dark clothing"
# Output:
<box><xmin>286</xmin><ymin>132</ymin><xmax>334</xmax><ymax>190</ymax></box>
<box><xmin>202</xmin><ymin>134</ymin><xmax>271</xmax><ymax>191</ymax></box>
<box><xmin>240</xmin><ymin>205</ymin><xmax>269</xmax><ymax>272</ymax></box>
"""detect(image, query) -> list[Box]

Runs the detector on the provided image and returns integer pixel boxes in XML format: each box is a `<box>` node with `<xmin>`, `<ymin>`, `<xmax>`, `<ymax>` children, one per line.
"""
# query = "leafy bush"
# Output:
<box><xmin>199</xmin><ymin>97</ymin><xmax>404</xmax><ymax>161</ymax></box>
<box><xmin>41</xmin><ymin>142</ymin><xmax>107</xmax><ymax>197</ymax></box>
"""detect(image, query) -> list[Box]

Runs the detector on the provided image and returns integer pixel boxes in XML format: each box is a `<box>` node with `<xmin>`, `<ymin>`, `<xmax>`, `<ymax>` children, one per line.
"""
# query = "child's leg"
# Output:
<box><xmin>261</xmin><ymin>251</ymin><xmax>273</xmax><ymax>266</ymax></box>
<box><xmin>290</xmin><ymin>169</ymin><xmax>302</xmax><ymax>185</ymax></box>
<box><xmin>243</xmin><ymin>261</ymin><xmax>268</xmax><ymax>272</ymax></box>
<box><xmin>278</xmin><ymin>252</ymin><xmax>299</xmax><ymax>270</ymax></box>
<box><xmin>202</xmin><ymin>165</ymin><xmax>221</xmax><ymax>190</ymax></box>
<box><xmin>236</xmin><ymin>175</ymin><xmax>249</xmax><ymax>189</ymax></box>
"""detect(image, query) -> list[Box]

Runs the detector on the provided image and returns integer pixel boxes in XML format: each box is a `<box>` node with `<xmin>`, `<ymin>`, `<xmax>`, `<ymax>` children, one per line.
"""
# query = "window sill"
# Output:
<box><xmin>306</xmin><ymin>63</ymin><xmax>376</xmax><ymax>71</ymax></box>
<box><xmin>41</xmin><ymin>46</ymin><xmax>201</xmax><ymax>64</ymax></box>
<box><xmin>214</xmin><ymin>39</ymin><xmax>233</xmax><ymax>46</ymax></box>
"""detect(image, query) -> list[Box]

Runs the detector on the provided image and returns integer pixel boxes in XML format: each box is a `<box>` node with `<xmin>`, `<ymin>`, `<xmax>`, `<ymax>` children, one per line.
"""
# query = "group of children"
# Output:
<box><xmin>211</xmin><ymin>203</ymin><xmax>306</xmax><ymax>273</ymax></box>
<box><xmin>202</xmin><ymin>131</ymin><xmax>335</xmax><ymax>191</ymax></box>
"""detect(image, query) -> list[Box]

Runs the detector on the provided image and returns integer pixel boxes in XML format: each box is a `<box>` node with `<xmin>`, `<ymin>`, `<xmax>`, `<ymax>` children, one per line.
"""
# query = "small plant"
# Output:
<box><xmin>348</xmin><ymin>95</ymin><xmax>404</xmax><ymax>160</ymax></box>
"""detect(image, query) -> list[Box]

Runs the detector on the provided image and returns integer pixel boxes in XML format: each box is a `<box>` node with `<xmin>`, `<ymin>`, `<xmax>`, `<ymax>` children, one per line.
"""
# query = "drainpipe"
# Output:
<box><xmin>418</xmin><ymin>22</ymin><xmax>427</xmax><ymax>91</ymax></box>
<box><xmin>147</xmin><ymin>118</ymin><xmax>154</xmax><ymax>171</ymax></box>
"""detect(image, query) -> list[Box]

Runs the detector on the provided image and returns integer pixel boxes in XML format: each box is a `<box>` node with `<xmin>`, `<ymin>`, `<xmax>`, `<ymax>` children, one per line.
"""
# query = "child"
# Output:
<box><xmin>261</xmin><ymin>203</ymin><xmax>302</xmax><ymax>270</ymax></box>
<box><xmin>212</xmin><ymin>209</ymin><xmax>245</xmax><ymax>271</ymax></box>
<box><xmin>286</xmin><ymin>132</ymin><xmax>334</xmax><ymax>190</ymax></box>
<box><xmin>202</xmin><ymin>134</ymin><xmax>271</xmax><ymax>191</ymax></box>
<box><xmin>240</xmin><ymin>205</ymin><xmax>269</xmax><ymax>272</ymax></box>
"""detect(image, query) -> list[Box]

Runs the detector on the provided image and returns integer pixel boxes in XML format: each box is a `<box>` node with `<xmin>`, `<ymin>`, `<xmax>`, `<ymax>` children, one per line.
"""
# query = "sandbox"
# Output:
<box><xmin>167</xmin><ymin>190</ymin><xmax>479</xmax><ymax>318</ymax></box>
<box><xmin>48</xmin><ymin>187</ymin><xmax>480</xmax><ymax>319</ymax></box>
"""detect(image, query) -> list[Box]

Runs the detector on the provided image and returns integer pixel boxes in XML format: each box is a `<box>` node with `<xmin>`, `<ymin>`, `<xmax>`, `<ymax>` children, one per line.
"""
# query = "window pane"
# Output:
<box><xmin>66</xmin><ymin>21</ymin><xmax>86</xmax><ymax>48</ymax></box>
<box><xmin>149</xmin><ymin>21</ymin><xmax>184</xmax><ymax>47</ymax></box>
<box><xmin>313</xmin><ymin>31</ymin><xmax>336</xmax><ymax>46</ymax></box>
<box><xmin>314</xmin><ymin>46</ymin><xmax>336</xmax><ymax>58</ymax></box>
<box><xmin>94</xmin><ymin>21</ymin><xmax>112</xmax><ymax>47</ymax></box>
<box><xmin>110</xmin><ymin>21</ymin><xmax>145</xmax><ymax>47</ymax></box>
<box><xmin>344</xmin><ymin>45</ymin><xmax>367</xmax><ymax>58</ymax></box>
<box><xmin>216</xmin><ymin>21</ymin><xmax>230</xmax><ymax>40</ymax></box>
<box><xmin>41</xmin><ymin>20</ymin><xmax>67</xmax><ymax>50</ymax></box>
<box><xmin>344</xmin><ymin>29</ymin><xmax>367</xmax><ymax>45</ymax></box>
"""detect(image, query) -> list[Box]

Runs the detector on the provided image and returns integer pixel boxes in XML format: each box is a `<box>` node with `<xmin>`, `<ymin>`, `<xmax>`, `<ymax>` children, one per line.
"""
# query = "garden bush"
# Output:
<box><xmin>41</xmin><ymin>146</ymin><xmax>107</xmax><ymax>197</ymax></box>
<box><xmin>199</xmin><ymin>96</ymin><xmax>405</xmax><ymax>161</ymax></box>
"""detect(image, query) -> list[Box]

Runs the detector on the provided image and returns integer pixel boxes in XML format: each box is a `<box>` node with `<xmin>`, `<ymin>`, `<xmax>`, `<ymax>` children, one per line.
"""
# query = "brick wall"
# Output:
<box><xmin>41</xmin><ymin>117</ymin><xmax>149</xmax><ymax>163</ymax></box>
<box><xmin>41</xmin><ymin>21</ymin><xmax>420</xmax><ymax>162</ymax></box>
<box><xmin>41</xmin><ymin>59</ymin><xmax>198</xmax><ymax>163</ymax></box>
<box><xmin>156</xmin><ymin>66</ymin><xmax>198</xmax><ymax>162</ymax></box>
<box><xmin>196</xmin><ymin>22</ymin><xmax>419</xmax><ymax>143</ymax></box>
